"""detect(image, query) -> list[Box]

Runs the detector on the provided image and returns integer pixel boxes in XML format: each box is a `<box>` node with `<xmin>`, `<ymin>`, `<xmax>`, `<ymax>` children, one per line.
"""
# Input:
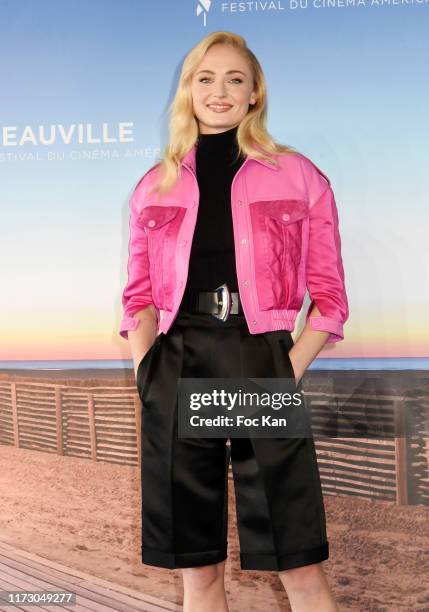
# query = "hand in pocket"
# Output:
<box><xmin>288</xmin><ymin>350</ymin><xmax>302</xmax><ymax>386</ymax></box>
<box><xmin>135</xmin><ymin>341</ymin><xmax>156</xmax><ymax>384</ymax></box>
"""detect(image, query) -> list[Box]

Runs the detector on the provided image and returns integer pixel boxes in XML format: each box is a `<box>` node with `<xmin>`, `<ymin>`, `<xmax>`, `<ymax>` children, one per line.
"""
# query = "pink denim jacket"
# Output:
<box><xmin>119</xmin><ymin>145</ymin><xmax>349</xmax><ymax>343</ymax></box>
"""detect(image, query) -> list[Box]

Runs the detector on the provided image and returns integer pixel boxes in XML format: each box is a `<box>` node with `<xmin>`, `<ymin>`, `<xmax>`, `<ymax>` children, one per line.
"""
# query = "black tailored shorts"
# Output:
<box><xmin>136</xmin><ymin>310</ymin><xmax>329</xmax><ymax>572</ymax></box>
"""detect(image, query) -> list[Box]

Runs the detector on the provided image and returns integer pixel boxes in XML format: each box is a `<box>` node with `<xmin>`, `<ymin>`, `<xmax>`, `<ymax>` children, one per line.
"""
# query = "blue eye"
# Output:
<box><xmin>198</xmin><ymin>77</ymin><xmax>243</xmax><ymax>84</ymax></box>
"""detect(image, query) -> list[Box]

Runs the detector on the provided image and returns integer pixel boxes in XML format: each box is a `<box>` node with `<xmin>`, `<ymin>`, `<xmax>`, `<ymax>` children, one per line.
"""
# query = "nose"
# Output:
<box><xmin>212</xmin><ymin>81</ymin><xmax>228</xmax><ymax>97</ymax></box>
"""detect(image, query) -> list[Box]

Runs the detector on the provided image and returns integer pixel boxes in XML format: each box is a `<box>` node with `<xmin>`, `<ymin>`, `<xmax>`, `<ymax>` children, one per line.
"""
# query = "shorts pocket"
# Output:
<box><xmin>136</xmin><ymin>344</ymin><xmax>154</xmax><ymax>380</ymax></box>
<box><xmin>136</xmin><ymin>334</ymin><xmax>163</xmax><ymax>395</ymax></box>
<box><xmin>286</xmin><ymin>347</ymin><xmax>297</xmax><ymax>385</ymax></box>
<box><xmin>278</xmin><ymin>335</ymin><xmax>297</xmax><ymax>386</ymax></box>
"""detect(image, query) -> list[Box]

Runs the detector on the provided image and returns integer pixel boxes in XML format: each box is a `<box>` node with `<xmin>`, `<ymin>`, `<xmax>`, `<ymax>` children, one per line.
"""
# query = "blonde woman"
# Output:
<box><xmin>120</xmin><ymin>31</ymin><xmax>347</xmax><ymax>612</ymax></box>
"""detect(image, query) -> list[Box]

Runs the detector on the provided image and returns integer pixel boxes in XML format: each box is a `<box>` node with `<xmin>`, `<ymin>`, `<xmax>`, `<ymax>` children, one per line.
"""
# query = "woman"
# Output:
<box><xmin>120</xmin><ymin>31</ymin><xmax>348</xmax><ymax>612</ymax></box>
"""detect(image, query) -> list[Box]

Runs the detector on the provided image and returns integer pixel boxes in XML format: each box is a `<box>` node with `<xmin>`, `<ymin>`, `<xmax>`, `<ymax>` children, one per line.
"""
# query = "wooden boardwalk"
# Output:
<box><xmin>0</xmin><ymin>542</ymin><xmax>181</xmax><ymax>611</ymax></box>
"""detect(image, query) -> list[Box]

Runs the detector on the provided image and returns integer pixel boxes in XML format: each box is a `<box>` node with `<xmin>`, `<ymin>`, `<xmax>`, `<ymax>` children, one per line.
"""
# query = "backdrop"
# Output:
<box><xmin>1</xmin><ymin>0</ymin><xmax>428</xmax><ymax>365</ymax></box>
<box><xmin>1</xmin><ymin>2</ymin><xmax>428</xmax><ymax>610</ymax></box>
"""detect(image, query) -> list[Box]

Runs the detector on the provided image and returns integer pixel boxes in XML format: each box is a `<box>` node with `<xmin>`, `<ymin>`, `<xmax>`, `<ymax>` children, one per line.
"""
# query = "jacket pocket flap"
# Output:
<box><xmin>137</xmin><ymin>205</ymin><xmax>181</xmax><ymax>229</ymax></box>
<box><xmin>254</xmin><ymin>199</ymin><xmax>309</xmax><ymax>224</ymax></box>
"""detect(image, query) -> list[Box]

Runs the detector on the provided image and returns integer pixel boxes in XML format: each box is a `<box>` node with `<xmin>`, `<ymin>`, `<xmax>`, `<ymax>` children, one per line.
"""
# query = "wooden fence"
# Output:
<box><xmin>0</xmin><ymin>380</ymin><xmax>427</xmax><ymax>506</ymax></box>
<box><xmin>0</xmin><ymin>380</ymin><xmax>142</xmax><ymax>467</ymax></box>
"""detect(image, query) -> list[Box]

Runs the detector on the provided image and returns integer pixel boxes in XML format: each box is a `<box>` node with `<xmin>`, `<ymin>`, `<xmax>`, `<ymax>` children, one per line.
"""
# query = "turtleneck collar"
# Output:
<box><xmin>196</xmin><ymin>126</ymin><xmax>246</xmax><ymax>169</ymax></box>
<box><xmin>196</xmin><ymin>125</ymin><xmax>239</xmax><ymax>154</ymax></box>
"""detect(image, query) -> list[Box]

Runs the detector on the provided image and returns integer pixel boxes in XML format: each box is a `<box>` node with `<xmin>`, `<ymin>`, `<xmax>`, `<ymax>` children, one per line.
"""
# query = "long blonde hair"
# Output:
<box><xmin>148</xmin><ymin>31</ymin><xmax>297</xmax><ymax>197</ymax></box>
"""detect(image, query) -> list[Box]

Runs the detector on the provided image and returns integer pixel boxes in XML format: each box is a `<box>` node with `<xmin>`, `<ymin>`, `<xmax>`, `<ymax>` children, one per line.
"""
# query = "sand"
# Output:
<box><xmin>0</xmin><ymin>443</ymin><xmax>428</xmax><ymax>611</ymax></box>
<box><xmin>1</xmin><ymin>367</ymin><xmax>428</xmax><ymax>610</ymax></box>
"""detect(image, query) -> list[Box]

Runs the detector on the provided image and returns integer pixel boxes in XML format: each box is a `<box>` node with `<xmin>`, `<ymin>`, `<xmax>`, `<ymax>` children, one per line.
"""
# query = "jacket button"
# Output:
<box><xmin>282</xmin><ymin>213</ymin><xmax>290</xmax><ymax>221</ymax></box>
<box><xmin>241</xmin><ymin>238</ymin><xmax>247</xmax><ymax>245</ymax></box>
<box><xmin>238</xmin><ymin>200</ymin><xmax>243</xmax><ymax>206</ymax></box>
<box><xmin>147</xmin><ymin>219</ymin><xmax>156</xmax><ymax>227</ymax></box>
<box><xmin>252</xmin><ymin>320</ymin><xmax>257</xmax><ymax>325</ymax></box>
<box><xmin>243</xmin><ymin>280</ymin><xmax>249</xmax><ymax>286</ymax></box>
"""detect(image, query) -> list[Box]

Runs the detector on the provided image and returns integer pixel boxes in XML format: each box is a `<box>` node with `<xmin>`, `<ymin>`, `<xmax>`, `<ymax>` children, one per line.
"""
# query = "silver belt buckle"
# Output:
<box><xmin>213</xmin><ymin>283</ymin><xmax>233</xmax><ymax>322</ymax></box>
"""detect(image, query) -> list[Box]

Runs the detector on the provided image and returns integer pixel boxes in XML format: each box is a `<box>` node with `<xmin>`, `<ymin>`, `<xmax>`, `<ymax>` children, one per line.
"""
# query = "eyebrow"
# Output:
<box><xmin>195</xmin><ymin>69</ymin><xmax>247</xmax><ymax>76</ymax></box>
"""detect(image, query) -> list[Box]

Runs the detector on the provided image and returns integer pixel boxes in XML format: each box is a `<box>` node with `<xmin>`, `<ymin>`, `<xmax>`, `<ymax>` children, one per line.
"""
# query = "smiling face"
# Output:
<box><xmin>191</xmin><ymin>43</ymin><xmax>257</xmax><ymax>135</ymax></box>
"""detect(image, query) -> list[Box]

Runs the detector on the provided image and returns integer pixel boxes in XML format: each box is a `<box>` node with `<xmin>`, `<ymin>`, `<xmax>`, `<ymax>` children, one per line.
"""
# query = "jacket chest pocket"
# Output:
<box><xmin>249</xmin><ymin>198</ymin><xmax>309</xmax><ymax>310</ymax></box>
<box><xmin>137</xmin><ymin>204</ymin><xmax>186</xmax><ymax>308</ymax></box>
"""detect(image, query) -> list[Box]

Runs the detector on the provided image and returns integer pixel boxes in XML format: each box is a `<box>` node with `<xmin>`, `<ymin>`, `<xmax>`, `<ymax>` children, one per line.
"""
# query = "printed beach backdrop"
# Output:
<box><xmin>1</xmin><ymin>1</ymin><xmax>428</xmax><ymax>610</ymax></box>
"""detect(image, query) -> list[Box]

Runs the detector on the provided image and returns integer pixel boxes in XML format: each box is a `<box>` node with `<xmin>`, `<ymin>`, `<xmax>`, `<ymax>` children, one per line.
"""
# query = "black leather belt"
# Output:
<box><xmin>180</xmin><ymin>283</ymin><xmax>243</xmax><ymax>321</ymax></box>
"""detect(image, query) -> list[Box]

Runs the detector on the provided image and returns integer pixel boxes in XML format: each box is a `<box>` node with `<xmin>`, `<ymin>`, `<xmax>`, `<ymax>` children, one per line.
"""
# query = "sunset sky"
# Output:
<box><xmin>1</xmin><ymin>1</ymin><xmax>427</xmax><ymax>360</ymax></box>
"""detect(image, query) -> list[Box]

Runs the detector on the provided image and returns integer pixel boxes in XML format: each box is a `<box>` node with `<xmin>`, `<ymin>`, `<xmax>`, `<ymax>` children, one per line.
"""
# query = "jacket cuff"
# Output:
<box><xmin>119</xmin><ymin>307</ymin><xmax>160</xmax><ymax>340</ymax></box>
<box><xmin>119</xmin><ymin>315</ymin><xmax>141</xmax><ymax>340</ymax></box>
<box><xmin>307</xmin><ymin>315</ymin><xmax>344</xmax><ymax>343</ymax></box>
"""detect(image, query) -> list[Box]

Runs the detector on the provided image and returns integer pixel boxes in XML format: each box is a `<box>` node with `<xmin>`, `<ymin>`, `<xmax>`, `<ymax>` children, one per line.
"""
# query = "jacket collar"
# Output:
<box><xmin>181</xmin><ymin>142</ymin><xmax>279</xmax><ymax>173</ymax></box>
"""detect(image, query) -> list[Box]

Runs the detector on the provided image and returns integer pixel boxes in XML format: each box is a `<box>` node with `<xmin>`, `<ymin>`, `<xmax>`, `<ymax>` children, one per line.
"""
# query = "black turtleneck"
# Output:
<box><xmin>180</xmin><ymin>125</ymin><xmax>246</xmax><ymax>304</ymax></box>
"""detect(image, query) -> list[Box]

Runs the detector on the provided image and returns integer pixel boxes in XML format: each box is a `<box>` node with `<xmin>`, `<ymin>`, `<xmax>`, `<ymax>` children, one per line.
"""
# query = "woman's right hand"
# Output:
<box><xmin>126</xmin><ymin>305</ymin><xmax>158</xmax><ymax>380</ymax></box>
<box><xmin>134</xmin><ymin>344</ymin><xmax>155</xmax><ymax>380</ymax></box>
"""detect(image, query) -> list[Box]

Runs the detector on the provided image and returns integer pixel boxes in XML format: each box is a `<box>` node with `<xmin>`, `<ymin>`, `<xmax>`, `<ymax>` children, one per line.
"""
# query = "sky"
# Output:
<box><xmin>0</xmin><ymin>0</ymin><xmax>428</xmax><ymax>360</ymax></box>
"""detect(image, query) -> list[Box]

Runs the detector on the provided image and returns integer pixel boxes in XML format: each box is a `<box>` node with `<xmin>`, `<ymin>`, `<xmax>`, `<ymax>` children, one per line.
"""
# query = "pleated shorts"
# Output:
<box><xmin>136</xmin><ymin>310</ymin><xmax>329</xmax><ymax>572</ymax></box>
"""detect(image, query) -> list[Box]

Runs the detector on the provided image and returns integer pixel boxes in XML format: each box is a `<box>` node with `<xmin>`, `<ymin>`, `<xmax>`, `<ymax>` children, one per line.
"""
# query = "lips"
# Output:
<box><xmin>207</xmin><ymin>104</ymin><xmax>232</xmax><ymax>112</ymax></box>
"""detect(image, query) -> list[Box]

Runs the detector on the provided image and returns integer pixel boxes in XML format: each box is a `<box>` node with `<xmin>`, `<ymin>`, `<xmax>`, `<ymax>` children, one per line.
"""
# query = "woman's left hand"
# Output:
<box><xmin>288</xmin><ymin>307</ymin><xmax>331</xmax><ymax>386</ymax></box>
<box><xmin>288</xmin><ymin>351</ymin><xmax>303</xmax><ymax>386</ymax></box>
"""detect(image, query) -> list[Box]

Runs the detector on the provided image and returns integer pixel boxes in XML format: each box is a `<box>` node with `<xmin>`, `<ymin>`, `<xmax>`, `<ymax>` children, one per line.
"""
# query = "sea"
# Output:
<box><xmin>0</xmin><ymin>358</ymin><xmax>428</xmax><ymax>371</ymax></box>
